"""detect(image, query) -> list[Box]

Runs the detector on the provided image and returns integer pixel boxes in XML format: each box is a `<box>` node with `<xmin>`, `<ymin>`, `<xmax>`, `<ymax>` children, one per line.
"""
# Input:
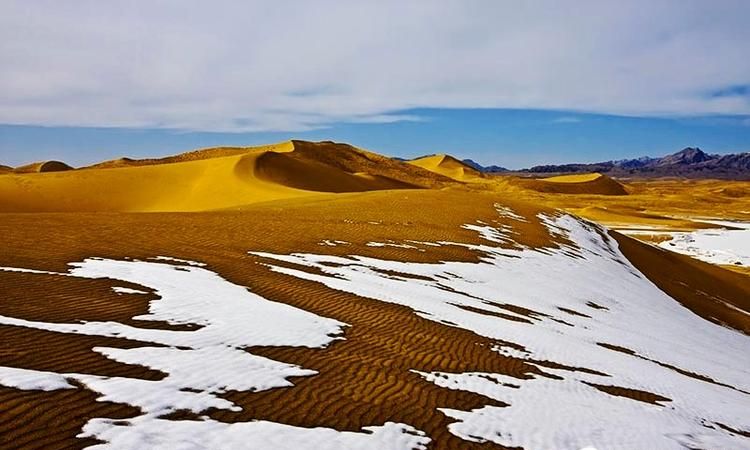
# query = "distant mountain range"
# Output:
<box><xmin>466</xmin><ymin>148</ymin><xmax>750</xmax><ymax>179</ymax></box>
<box><xmin>460</xmin><ymin>159</ymin><xmax>509</xmax><ymax>173</ymax></box>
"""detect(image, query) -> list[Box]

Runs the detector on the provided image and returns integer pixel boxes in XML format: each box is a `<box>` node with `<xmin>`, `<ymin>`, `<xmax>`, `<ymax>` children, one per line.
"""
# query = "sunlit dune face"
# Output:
<box><xmin>408</xmin><ymin>154</ymin><xmax>483</xmax><ymax>181</ymax></box>
<box><xmin>0</xmin><ymin>141</ymin><xmax>454</xmax><ymax>213</ymax></box>
<box><xmin>542</xmin><ymin>173</ymin><xmax>605</xmax><ymax>183</ymax></box>
<box><xmin>501</xmin><ymin>172</ymin><xmax>629</xmax><ymax>196</ymax></box>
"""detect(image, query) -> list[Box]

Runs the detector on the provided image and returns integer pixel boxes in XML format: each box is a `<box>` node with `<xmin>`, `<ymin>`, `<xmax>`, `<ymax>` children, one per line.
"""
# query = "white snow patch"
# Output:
<box><xmin>405</xmin><ymin>240</ymin><xmax>441</xmax><ymax>247</ymax></box>
<box><xmin>0</xmin><ymin>258</ymin><xmax>425</xmax><ymax>449</ymax></box>
<box><xmin>616</xmin><ymin>230</ymin><xmax>676</xmax><ymax>236</ymax></box>
<box><xmin>319</xmin><ymin>240</ymin><xmax>349</xmax><ymax>247</ymax></box>
<box><xmin>80</xmin><ymin>419</ymin><xmax>428</xmax><ymax>450</ymax></box>
<box><xmin>0</xmin><ymin>366</ymin><xmax>74</xmax><ymax>391</ymax></box>
<box><xmin>252</xmin><ymin>212</ymin><xmax>750</xmax><ymax>449</ymax></box>
<box><xmin>659</xmin><ymin>221</ymin><xmax>750</xmax><ymax>267</ymax></box>
<box><xmin>366</xmin><ymin>240</ymin><xmax>421</xmax><ymax>250</ymax></box>
<box><xmin>150</xmin><ymin>256</ymin><xmax>206</xmax><ymax>266</ymax></box>
<box><xmin>112</xmin><ymin>286</ymin><xmax>148</xmax><ymax>295</ymax></box>
<box><xmin>494</xmin><ymin>203</ymin><xmax>527</xmax><ymax>222</ymax></box>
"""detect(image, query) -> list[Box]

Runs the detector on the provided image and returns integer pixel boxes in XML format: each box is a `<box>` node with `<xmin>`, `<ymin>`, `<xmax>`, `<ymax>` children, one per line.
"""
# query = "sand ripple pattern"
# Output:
<box><xmin>0</xmin><ymin>259</ymin><xmax>428</xmax><ymax>450</ymax></box>
<box><xmin>253</xmin><ymin>209</ymin><xmax>750</xmax><ymax>449</ymax></box>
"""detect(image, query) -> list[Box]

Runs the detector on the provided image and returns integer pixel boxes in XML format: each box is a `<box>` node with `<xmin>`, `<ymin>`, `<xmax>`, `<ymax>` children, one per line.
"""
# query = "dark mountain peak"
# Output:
<box><xmin>462</xmin><ymin>159</ymin><xmax>508</xmax><ymax>173</ymax></box>
<box><xmin>613</xmin><ymin>156</ymin><xmax>657</xmax><ymax>169</ymax></box>
<box><xmin>712</xmin><ymin>152</ymin><xmax>750</xmax><ymax>170</ymax></box>
<box><xmin>657</xmin><ymin>147</ymin><xmax>714</xmax><ymax>166</ymax></box>
<box><xmin>398</xmin><ymin>146</ymin><xmax>748</xmax><ymax>179</ymax></box>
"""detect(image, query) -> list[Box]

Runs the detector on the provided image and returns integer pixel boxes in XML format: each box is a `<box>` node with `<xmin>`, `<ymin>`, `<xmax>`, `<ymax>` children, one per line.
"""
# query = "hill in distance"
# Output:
<box><xmin>408</xmin><ymin>154</ymin><xmax>484</xmax><ymax>181</ymax></box>
<box><xmin>461</xmin><ymin>158</ymin><xmax>508</xmax><ymax>173</ymax></box>
<box><xmin>0</xmin><ymin>140</ymin><xmax>455</xmax><ymax>212</ymax></box>
<box><xmin>11</xmin><ymin>160</ymin><xmax>74</xmax><ymax>173</ymax></box>
<box><xmin>510</xmin><ymin>172</ymin><xmax>629</xmax><ymax>195</ymax></box>
<box><xmin>511</xmin><ymin>147</ymin><xmax>750</xmax><ymax>179</ymax></box>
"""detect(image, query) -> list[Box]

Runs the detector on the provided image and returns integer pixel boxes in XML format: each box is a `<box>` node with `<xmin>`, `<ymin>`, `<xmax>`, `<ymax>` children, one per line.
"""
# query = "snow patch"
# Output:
<box><xmin>112</xmin><ymin>286</ymin><xmax>148</xmax><ymax>295</ymax></box>
<box><xmin>0</xmin><ymin>258</ymin><xmax>425</xmax><ymax>449</ymax></box>
<box><xmin>150</xmin><ymin>256</ymin><xmax>206</xmax><ymax>266</ymax></box>
<box><xmin>659</xmin><ymin>221</ymin><xmax>750</xmax><ymax>267</ymax></box>
<box><xmin>252</xmin><ymin>209</ymin><xmax>750</xmax><ymax>449</ymax></box>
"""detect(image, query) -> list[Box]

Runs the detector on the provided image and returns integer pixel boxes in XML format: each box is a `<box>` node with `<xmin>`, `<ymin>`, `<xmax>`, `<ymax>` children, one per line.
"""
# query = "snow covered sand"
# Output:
<box><xmin>659</xmin><ymin>221</ymin><xmax>750</xmax><ymax>268</ymax></box>
<box><xmin>253</xmin><ymin>208</ymin><xmax>750</xmax><ymax>449</ymax></box>
<box><xmin>0</xmin><ymin>206</ymin><xmax>748</xmax><ymax>449</ymax></box>
<box><xmin>0</xmin><ymin>259</ymin><xmax>428</xmax><ymax>450</ymax></box>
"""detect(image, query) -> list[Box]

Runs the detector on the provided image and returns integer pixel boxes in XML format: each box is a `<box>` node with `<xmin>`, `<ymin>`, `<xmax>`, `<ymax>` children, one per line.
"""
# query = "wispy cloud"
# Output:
<box><xmin>551</xmin><ymin>116</ymin><xmax>582</xmax><ymax>124</ymax></box>
<box><xmin>1</xmin><ymin>1</ymin><xmax>749</xmax><ymax>132</ymax></box>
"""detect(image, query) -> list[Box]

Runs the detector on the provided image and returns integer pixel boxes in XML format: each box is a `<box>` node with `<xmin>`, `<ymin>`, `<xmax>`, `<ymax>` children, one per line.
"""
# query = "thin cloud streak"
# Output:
<box><xmin>551</xmin><ymin>117</ymin><xmax>582</xmax><ymax>124</ymax></box>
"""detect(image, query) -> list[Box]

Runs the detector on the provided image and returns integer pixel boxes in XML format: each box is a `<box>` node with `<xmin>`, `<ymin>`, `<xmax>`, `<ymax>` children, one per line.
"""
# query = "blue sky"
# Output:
<box><xmin>3</xmin><ymin>109</ymin><xmax>749</xmax><ymax>169</ymax></box>
<box><xmin>1</xmin><ymin>1</ymin><xmax>749</xmax><ymax>168</ymax></box>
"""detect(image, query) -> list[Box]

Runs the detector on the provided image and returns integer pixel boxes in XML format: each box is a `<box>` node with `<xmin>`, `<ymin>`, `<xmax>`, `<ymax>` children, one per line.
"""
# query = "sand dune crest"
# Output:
<box><xmin>515</xmin><ymin>172</ymin><xmax>628</xmax><ymax>195</ymax></box>
<box><xmin>0</xmin><ymin>141</ymin><xmax>454</xmax><ymax>212</ymax></box>
<box><xmin>12</xmin><ymin>161</ymin><xmax>73</xmax><ymax>173</ymax></box>
<box><xmin>409</xmin><ymin>154</ymin><xmax>483</xmax><ymax>181</ymax></box>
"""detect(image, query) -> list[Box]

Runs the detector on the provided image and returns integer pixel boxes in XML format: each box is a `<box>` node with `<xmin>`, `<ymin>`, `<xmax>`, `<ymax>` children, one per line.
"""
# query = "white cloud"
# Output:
<box><xmin>0</xmin><ymin>0</ymin><xmax>749</xmax><ymax>132</ymax></box>
<box><xmin>551</xmin><ymin>117</ymin><xmax>582</xmax><ymax>124</ymax></box>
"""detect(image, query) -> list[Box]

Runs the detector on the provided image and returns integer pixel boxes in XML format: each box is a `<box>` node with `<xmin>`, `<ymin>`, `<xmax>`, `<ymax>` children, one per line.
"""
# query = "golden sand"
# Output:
<box><xmin>408</xmin><ymin>154</ymin><xmax>483</xmax><ymax>181</ymax></box>
<box><xmin>543</xmin><ymin>173</ymin><xmax>604</xmax><ymax>183</ymax></box>
<box><xmin>0</xmin><ymin>141</ymin><xmax>451</xmax><ymax>213</ymax></box>
<box><xmin>12</xmin><ymin>161</ymin><xmax>73</xmax><ymax>174</ymax></box>
<box><xmin>1</xmin><ymin>143</ymin><xmax>749</xmax><ymax>449</ymax></box>
<box><xmin>2</xmin><ymin>187</ymin><xmax>748</xmax><ymax>449</ymax></box>
<box><xmin>506</xmin><ymin>173</ymin><xmax>629</xmax><ymax>196</ymax></box>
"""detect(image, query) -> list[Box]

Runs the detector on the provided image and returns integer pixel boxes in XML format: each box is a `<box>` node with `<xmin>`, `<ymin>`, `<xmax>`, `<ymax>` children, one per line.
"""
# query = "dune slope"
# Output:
<box><xmin>13</xmin><ymin>161</ymin><xmax>73</xmax><ymax>173</ymax></box>
<box><xmin>409</xmin><ymin>154</ymin><xmax>483</xmax><ymax>181</ymax></box>
<box><xmin>0</xmin><ymin>141</ymin><xmax>451</xmax><ymax>212</ymax></box>
<box><xmin>511</xmin><ymin>172</ymin><xmax>628</xmax><ymax>195</ymax></box>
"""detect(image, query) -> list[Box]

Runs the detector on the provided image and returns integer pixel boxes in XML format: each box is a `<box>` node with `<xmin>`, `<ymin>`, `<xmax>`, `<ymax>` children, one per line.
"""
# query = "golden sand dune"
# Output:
<box><xmin>513</xmin><ymin>172</ymin><xmax>628</xmax><ymax>195</ymax></box>
<box><xmin>409</xmin><ymin>154</ymin><xmax>483</xmax><ymax>181</ymax></box>
<box><xmin>12</xmin><ymin>160</ymin><xmax>73</xmax><ymax>173</ymax></box>
<box><xmin>263</xmin><ymin>140</ymin><xmax>452</xmax><ymax>189</ymax></box>
<box><xmin>571</xmin><ymin>206</ymin><xmax>717</xmax><ymax>231</ymax></box>
<box><xmin>0</xmin><ymin>141</ymin><xmax>453</xmax><ymax>213</ymax></box>
<box><xmin>84</xmin><ymin>141</ymin><xmax>296</xmax><ymax>169</ymax></box>
<box><xmin>0</xmin><ymin>164</ymin><xmax>11</xmax><ymax>174</ymax></box>
<box><xmin>255</xmin><ymin>152</ymin><xmax>418</xmax><ymax>193</ymax></box>
<box><xmin>516</xmin><ymin>178</ymin><xmax>750</xmax><ymax>231</ymax></box>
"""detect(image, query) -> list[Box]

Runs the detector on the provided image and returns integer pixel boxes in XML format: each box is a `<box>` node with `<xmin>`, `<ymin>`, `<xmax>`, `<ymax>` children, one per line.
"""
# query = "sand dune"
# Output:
<box><xmin>12</xmin><ymin>161</ymin><xmax>73</xmax><ymax>174</ymax></box>
<box><xmin>83</xmin><ymin>141</ymin><xmax>296</xmax><ymax>169</ymax></box>
<box><xmin>409</xmin><ymin>154</ymin><xmax>483</xmax><ymax>181</ymax></box>
<box><xmin>256</xmin><ymin>141</ymin><xmax>449</xmax><ymax>192</ymax></box>
<box><xmin>0</xmin><ymin>141</ymin><xmax>452</xmax><ymax>212</ymax></box>
<box><xmin>511</xmin><ymin>172</ymin><xmax>628</xmax><ymax>195</ymax></box>
<box><xmin>0</xmin><ymin>151</ymin><xmax>305</xmax><ymax>212</ymax></box>
<box><xmin>572</xmin><ymin>206</ymin><xmax>717</xmax><ymax>230</ymax></box>
<box><xmin>255</xmin><ymin>152</ymin><xmax>418</xmax><ymax>193</ymax></box>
